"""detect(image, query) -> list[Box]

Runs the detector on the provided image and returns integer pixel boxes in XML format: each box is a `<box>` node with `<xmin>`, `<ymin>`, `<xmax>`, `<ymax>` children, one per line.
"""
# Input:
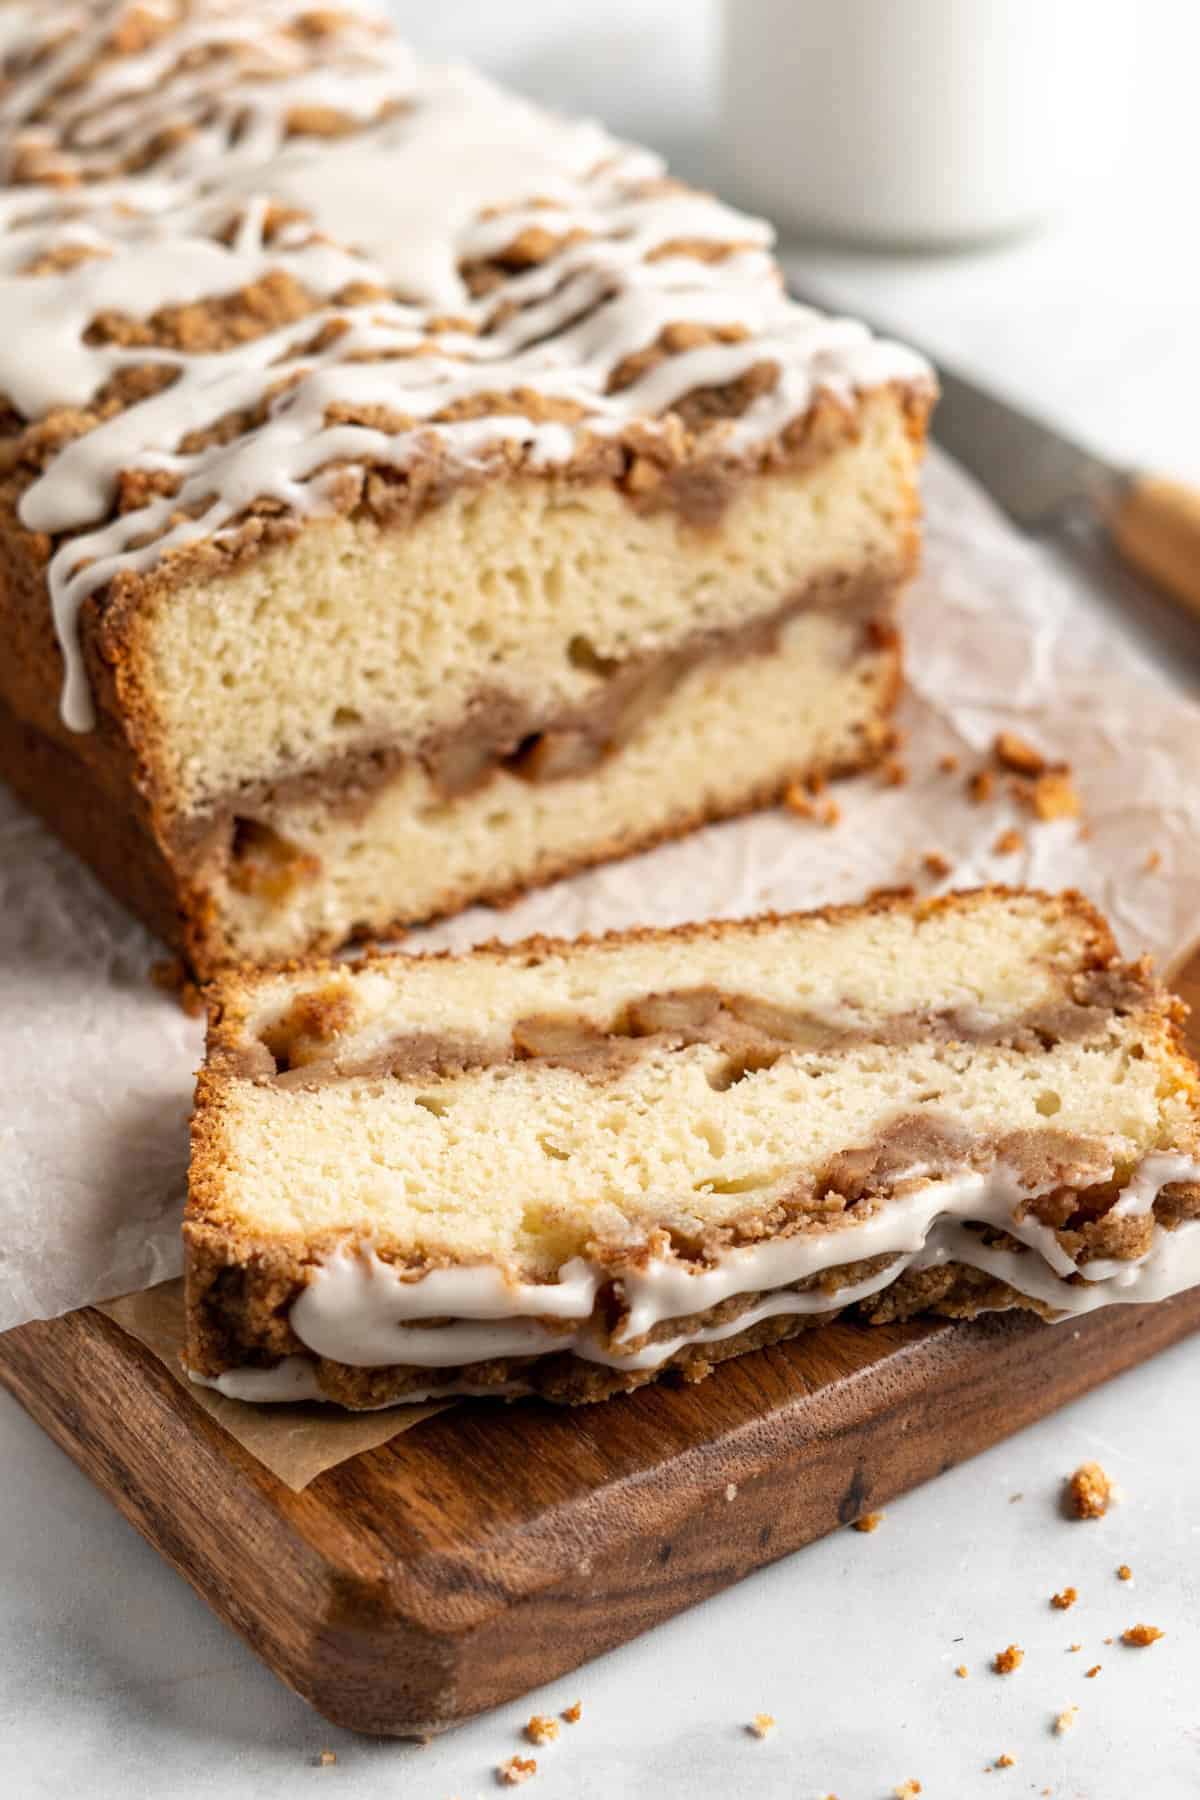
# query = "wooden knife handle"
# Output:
<box><xmin>1110</xmin><ymin>473</ymin><xmax>1200</xmax><ymax>615</ymax></box>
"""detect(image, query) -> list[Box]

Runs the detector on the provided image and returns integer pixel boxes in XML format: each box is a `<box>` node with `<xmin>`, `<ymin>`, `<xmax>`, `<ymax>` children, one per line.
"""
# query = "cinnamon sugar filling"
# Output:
<box><xmin>196</xmin><ymin>565</ymin><xmax>896</xmax><ymax>878</ymax></box>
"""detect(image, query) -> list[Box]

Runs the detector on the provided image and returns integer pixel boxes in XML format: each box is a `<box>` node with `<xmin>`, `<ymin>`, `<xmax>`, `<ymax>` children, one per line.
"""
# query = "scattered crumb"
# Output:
<box><xmin>1054</xmin><ymin>1705</ymin><xmax>1079</xmax><ymax>1735</ymax></box>
<box><xmin>1144</xmin><ymin>849</ymin><xmax>1162</xmax><ymax>873</ymax></box>
<box><xmin>994</xmin><ymin>731</ymin><xmax>1047</xmax><ymax>776</ymax></box>
<box><xmin>782</xmin><ymin>782</ymin><xmax>814</xmax><ymax>819</ymax></box>
<box><xmin>497</xmin><ymin>1756</ymin><xmax>537</xmax><ymax>1786</ymax></box>
<box><xmin>938</xmin><ymin>752</ymin><xmax>960</xmax><ymax>774</ymax></box>
<box><xmin>561</xmin><ymin>1701</ymin><xmax>582</xmax><ymax>1724</ymax></box>
<box><xmin>967</xmin><ymin>768</ymin><xmax>995</xmax><ymax>804</ymax></box>
<box><xmin>1030</xmin><ymin>768</ymin><xmax>1081</xmax><ymax>821</ymax></box>
<box><xmin>851</xmin><ymin>1510</ymin><xmax>885</xmax><ymax>1533</ymax></box>
<box><xmin>922</xmin><ymin>850</ymin><xmax>952</xmax><ymax>880</ymax></box>
<box><xmin>893</xmin><ymin>1782</ymin><xmax>922</xmax><ymax>1798</ymax></box>
<box><xmin>747</xmin><ymin>1713</ymin><xmax>775</xmax><ymax>1739</ymax></box>
<box><xmin>993</xmin><ymin>827</ymin><xmax>1024</xmax><ymax>855</ymax></box>
<box><xmin>316</xmin><ymin>1749</ymin><xmax>337</xmax><ymax>1767</ymax></box>
<box><xmin>1050</xmin><ymin>1587</ymin><xmax>1078</xmax><ymax>1611</ymax></box>
<box><xmin>1085</xmin><ymin>1665</ymin><xmax>1102</xmax><ymax>1679</ymax></box>
<box><xmin>993</xmin><ymin>1644</ymin><xmax>1024</xmax><ymax>1675</ymax></box>
<box><xmin>1117</xmin><ymin>1564</ymin><xmax>1133</xmax><ymax>1582</ymax></box>
<box><xmin>525</xmin><ymin>1716</ymin><xmax>559</xmax><ymax>1747</ymax></box>
<box><xmin>955</xmin><ymin>1665</ymin><xmax>969</xmax><ymax>1679</ymax></box>
<box><xmin>1066</xmin><ymin>1461</ymin><xmax>1112</xmax><ymax>1519</ymax></box>
<box><xmin>1121</xmin><ymin>1624</ymin><xmax>1164</xmax><ymax>1647</ymax></box>
<box><xmin>994</xmin><ymin>1753</ymin><xmax>1017</xmax><ymax>1770</ymax></box>
<box><xmin>881</xmin><ymin>756</ymin><xmax>908</xmax><ymax>787</ymax></box>
<box><xmin>724</xmin><ymin>1482</ymin><xmax>738</xmax><ymax>1502</ymax></box>
<box><xmin>783</xmin><ymin>784</ymin><xmax>839</xmax><ymax>827</ymax></box>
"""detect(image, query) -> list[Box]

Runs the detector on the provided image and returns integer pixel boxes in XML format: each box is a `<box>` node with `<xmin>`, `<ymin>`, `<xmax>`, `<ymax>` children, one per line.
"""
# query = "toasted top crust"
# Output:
<box><xmin>0</xmin><ymin>0</ymin><xmax>932</xmax><ymax>732</ymax></box>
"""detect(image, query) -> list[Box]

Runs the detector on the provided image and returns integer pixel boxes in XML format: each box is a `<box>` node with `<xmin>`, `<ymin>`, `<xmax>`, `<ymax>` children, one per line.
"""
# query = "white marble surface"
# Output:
<box><xmin>4</xmin><ymin>5</ymin><xmax>1200</xmax><ymax>1795</ymax></box>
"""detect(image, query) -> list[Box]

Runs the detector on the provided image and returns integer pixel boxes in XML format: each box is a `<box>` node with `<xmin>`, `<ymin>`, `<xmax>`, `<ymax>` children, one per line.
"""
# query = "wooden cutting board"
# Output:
<box><xmin>2</xmin><ymin>948</ymin><xmax>1199</xmax><ymax>1738</ymax></box>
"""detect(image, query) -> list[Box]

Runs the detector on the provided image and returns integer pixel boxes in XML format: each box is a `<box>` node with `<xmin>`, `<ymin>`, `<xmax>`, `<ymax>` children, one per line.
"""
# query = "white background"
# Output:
<box><xmin>4</xmin><ymin>4</ymin><xmax>1200</xmax><ymax>1795</ymax></box>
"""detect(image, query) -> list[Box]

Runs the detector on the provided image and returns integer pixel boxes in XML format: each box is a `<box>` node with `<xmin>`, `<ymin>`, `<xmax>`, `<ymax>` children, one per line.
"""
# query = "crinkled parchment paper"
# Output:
<box><xmin>4</xmin><ymin>452</ymin><xmax>1200</xmax><ymax>1352</ymax></box>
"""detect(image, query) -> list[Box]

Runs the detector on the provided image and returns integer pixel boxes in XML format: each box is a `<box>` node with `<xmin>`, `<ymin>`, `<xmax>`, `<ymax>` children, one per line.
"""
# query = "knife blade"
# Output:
<box><xmin>929</xmin><ymin>363</ymin><xmax>1124</xmax><ymax>532</ymax></box>
<box><xmin>787</xmin><ymin>281</ymin><xmax>1200</xmax><ymax>625</ymax></box>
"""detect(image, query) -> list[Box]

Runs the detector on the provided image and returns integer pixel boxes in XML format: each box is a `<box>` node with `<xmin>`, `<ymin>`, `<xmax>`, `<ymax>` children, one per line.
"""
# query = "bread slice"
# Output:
<box><xmin>0</xmin><ymin>1</ymin><xmax>931</xmax><ymax>976</ymax></box>
<box><xmin>184</xmin><ymin>889</ymin><xmax>1200</xmax><ymax>1407</ymax></box>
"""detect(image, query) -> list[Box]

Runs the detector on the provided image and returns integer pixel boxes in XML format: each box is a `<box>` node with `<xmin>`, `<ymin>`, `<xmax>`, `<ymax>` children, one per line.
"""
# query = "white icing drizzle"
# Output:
<box><xmin>198</xmin><ymin>1152</ymin><xmax>1200</xmax><ymax>1403</ymax></box>
<box><xmin>0</xmin><ymin>1</ymin><xmax>930</xmax><ymax>730</ymax></box>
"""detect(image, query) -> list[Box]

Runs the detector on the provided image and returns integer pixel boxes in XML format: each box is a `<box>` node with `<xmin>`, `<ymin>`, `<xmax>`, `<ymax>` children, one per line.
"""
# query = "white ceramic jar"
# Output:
<box><xmin>720</xmin><ymin>0</ymin><xmax>1128</xmax><ymax>247</ymax></box>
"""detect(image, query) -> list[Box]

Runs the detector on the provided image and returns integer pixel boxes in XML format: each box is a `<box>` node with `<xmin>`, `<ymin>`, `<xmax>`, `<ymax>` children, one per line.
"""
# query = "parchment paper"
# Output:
<box><xmin>4</xmin><ymin>450</ymin><xmax>1200</xmax><ymax>1384</ymax></box>
<box><xmin>95</xmin><ymin>1281</ymin><xmax>449</xmax><ymax>1489</ymax></box>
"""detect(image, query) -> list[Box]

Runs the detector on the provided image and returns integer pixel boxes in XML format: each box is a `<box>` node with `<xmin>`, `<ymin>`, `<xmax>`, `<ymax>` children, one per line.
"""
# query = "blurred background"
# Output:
<box><xmin>384</xmin><ymin>0</ymin><xmax>1200</xmax><ymax>482</ymax></box>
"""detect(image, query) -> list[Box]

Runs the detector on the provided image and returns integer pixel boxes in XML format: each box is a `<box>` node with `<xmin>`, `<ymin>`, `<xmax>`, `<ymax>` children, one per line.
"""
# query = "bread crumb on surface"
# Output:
<box><xmin>525</xmin><ymin>1715</ymin><xmax>559</xmax><ymax>1746</ymax></box>
<box><xmin>316</xmin><ymin>1749</ymin><xmax>337</xmax><ymax>1767</ymax></box>
<box><xmin>994</xmin><ymin>1753</ymin><xmax>1017</xmax><ymax>1769</ymax></box>
<box><xmin>1066</xmin><ymin>1461</ymin><xmax>1112</xmax><ymax>1519</ymax></box>
<box><xmin>747</xmin><ymin>1713</ymin><xmax>776</xmax><ymax>1739</ymax></box>
<box><xmin>1030</xmin><ymin>768</ymin><xmax>1081</xmax><ymax>821</ymax></box>
<box><xmin>993</xmin><ymin>1644</ymin><xmax>1024</xmax><ymax>1675</ymax></box>
<box><xmin>993</xmin><ymin>827</ymin><xmax>1024</xmax><ymax>856</ymax></box>
<box><xmin>851</xmin><ymin>1510</ymin><xmax>885</xmax><ymax>1533</ymax></box>
<box><xmin>783</xmin><ymin>785</ymin><xmax>840</xmax><ymax>827</ymax></box>
<box><xmin>561</xmin><ymin>1701</ymin><xmax>582</xmax><ymax>1724</ymax></box>
<box><xmin>967</xmin><ymin>768</ymin><xmax>995</xmax><ymax>804</ymax></box>
<box><xmin>893</xmin><ymin>1781</ymin><xmax>922</xmax><ymax>1798</ymax></box>
<box><xmin>1121</xmin><ymin>1624</ymin><xmax>1164</xmax><ymax>1647</ymax></box>
<box><xmin>1117</xmin><ymin>1564</ymin><xmax>1133</xmax><ymax>1582</ymax></box>
<box><xmin>922</xmin><ymin>850</ymin><xmax>952</xmax><ymax>880</ymax></box>
<box><xmin>955</xmin><ymin>1665</ymin><xmax>969</xmax><ymax>1679</ymax></box>
<box><xmin>497</xmin><ymin>1756</ymin><xmax>537</xmax><ymax>1786</ymax></box>
<box><xmin>993</xmin><ymin>731</ymin><xmax>1047</xmax><ymax>776</ymax></box>
<box><xmin>1054</xmin><ymin>1704</ymin><xmax>1079</xmax><ymax>1735</ymax></box>
<box><xmin>1085</xmin><ymin>1665</ymin><xmax>1102</xmax><ymax>1679</ymax></box>
<box><xmin>782</xmin><ymin>782</ymin><xmax>814</xmax><ymax>819</ymax></box>
<box><xmin>1050</xmin><ymin>1586</ymin><xmax>1078</xmax><ymax>1610</ymax></box>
